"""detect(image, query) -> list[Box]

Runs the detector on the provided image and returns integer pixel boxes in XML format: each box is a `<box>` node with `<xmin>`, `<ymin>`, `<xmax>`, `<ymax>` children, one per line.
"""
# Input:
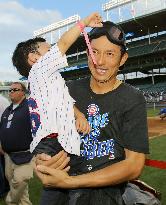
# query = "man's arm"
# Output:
<box><xmin>35</xmin><ymin>149</ymin><xmax>145</xmax><ymax>189</ymax></box>
<box><xmin>57</xmin><ymin>12</ymin><xmax>102</xmax><ymax>55</ymax></box>
<box><xmin>68</xmin><ymin>149</ymin><xmax>145</xmax><ymax>188</ymax></box>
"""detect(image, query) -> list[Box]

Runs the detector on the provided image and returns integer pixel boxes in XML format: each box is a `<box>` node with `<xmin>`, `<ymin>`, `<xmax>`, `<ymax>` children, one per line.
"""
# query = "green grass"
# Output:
<box><xmin>141</xmin><ymin>135</ymin><xmax>166</xmax><ymax>204</ymax></box>
<box><xmin>29</xmin><ymin>177</ymin><xmax>42</xmax><ymax>205</ymax></box>
<box><xmin>147</xmin><ymin>107</ymin><xmax>160</xmax><ymax>117</ymax></box>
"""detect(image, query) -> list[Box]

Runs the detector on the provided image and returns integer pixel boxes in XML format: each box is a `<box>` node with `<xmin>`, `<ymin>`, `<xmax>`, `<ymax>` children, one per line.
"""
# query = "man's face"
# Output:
<box><xmin>9</xmin><ymin>83</ymin><xmax>25</xmax><ymax>103</ymax></box>
<box><xmin>88</xmin><ymin>36</ymin><xmax>127</xmax><ymax>83</ymax></box>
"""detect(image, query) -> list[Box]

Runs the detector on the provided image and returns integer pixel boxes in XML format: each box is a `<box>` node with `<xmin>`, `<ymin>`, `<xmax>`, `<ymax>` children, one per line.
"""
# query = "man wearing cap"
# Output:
<box><xmin>35</xmin><ymin>21</ymin><xmax>149</xmax><ymax>204</ymax></box>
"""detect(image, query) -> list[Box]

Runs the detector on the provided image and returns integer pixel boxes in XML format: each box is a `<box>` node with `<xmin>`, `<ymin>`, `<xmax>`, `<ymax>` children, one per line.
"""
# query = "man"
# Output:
<box><xmin>0</xmin><ymin>82</ymin><xmax>33</xmax><ymax>205</ymax></box>
<box><xmin>0</xmin><ymin>95</ymin><xmax>10</xmax><ymax>198</ymax></box>
<box><xmin>159</xmin><ymin>108</ymin><xmax>166</xmax><ymax>120</ymax></box>
<box><xmin>35</xmin><ymin>21</ymin><xmax>149</xmax><ymax>204</ymax></box>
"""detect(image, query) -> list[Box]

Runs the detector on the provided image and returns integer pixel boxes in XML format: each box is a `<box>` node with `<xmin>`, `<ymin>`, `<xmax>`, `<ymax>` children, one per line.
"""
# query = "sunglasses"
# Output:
<box><xmin>89</xmin><ymin>21</ymin><xmax>126</xmax><ymax>47</ymax></box>
<box><xmin>9</xmin><ymin>88</ymin><xmax>23</xmax><ymax>93</ymax></box>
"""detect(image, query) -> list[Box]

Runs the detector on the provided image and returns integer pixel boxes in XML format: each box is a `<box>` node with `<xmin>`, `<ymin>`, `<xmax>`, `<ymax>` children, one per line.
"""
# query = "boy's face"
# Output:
<box><xmin>28</xmin><ymin>42</ymin><xmax>51</xmax><ymax>66</ymax></box>
<box><xmin>37</xmin><ymin>42</ymin><xmax>51</xmax><ymax>56</ymax></box>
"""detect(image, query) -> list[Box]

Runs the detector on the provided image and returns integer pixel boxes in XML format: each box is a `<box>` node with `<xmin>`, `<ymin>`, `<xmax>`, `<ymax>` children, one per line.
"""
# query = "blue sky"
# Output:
<box><xmin>18</xmin><ymin>0</ymin><xmax>106</xmax><ymax>18</ymax></box>
<box><xmin>0</xmin><ymin>0</ymin><xmax>108</xmax><ymax>81</ymax></box>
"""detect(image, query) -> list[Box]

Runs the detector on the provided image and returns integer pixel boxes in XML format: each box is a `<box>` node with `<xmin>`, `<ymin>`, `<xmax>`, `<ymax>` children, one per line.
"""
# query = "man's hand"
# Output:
<box><xmin>35</xmin><ymin>150</ymin><xmax>70</xmax><ymax>170</ymax></box>
<box><xmin>35</xmin><ymin>165</ymin><xmax>71</xmax><ymax>188</ymax></box>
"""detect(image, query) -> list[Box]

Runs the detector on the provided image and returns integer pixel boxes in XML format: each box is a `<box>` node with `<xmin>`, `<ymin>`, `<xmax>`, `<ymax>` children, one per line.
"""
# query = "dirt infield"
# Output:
<box><xmin>148</xmin><ymin>117</ymin><xmax>166</xmax><ymax>138</ymax></box>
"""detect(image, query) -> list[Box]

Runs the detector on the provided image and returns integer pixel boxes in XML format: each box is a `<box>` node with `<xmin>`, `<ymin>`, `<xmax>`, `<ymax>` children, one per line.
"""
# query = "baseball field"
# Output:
<box><xmin>148</xmin><ymin>117</ymin><xmax>166</xmax><ymax>138</ymax></box>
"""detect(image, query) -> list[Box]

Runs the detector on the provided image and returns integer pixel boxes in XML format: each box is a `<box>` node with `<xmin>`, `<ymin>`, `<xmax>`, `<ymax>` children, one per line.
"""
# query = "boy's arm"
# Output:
<box><xmin>57</xmin><ymin>12</ymin><xmax>102</xmax><ymax>55</ymax></box>
<box><xmin>73</xmin><ymin>105</ymin><xmax>85</xmax><ymax>119</ymax></box>
<box><xmin>74</xmin><ymin>105</ymin><xmax>91</xmax><ymax>134</ymax></box>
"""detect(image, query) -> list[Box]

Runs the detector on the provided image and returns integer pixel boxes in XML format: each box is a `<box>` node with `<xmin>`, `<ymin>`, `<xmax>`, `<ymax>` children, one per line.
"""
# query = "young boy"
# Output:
<box><xmin>12</xmin><ymin>13</ymin><xmax>102</xmax><ymax>174</ymax></box>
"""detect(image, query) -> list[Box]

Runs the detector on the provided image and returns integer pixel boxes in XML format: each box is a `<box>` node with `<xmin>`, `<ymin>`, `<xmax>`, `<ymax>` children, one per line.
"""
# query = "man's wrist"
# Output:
<box><xmin>66</xmin><ymin>174</ymin><xmax>92</xmax><ymax>189</ymax></box>
<box><xmin>65</xmin><ymin>175</ymin><xmax>81</xmax><ymax>189</ymax></box>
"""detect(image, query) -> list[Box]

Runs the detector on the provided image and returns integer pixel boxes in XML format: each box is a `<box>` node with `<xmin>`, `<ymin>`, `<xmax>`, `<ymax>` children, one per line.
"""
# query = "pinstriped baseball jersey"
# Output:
<box><xmin>28</xmin><ymin>44</ymin><xmax>80</xmax><ymax>155</ymax></box>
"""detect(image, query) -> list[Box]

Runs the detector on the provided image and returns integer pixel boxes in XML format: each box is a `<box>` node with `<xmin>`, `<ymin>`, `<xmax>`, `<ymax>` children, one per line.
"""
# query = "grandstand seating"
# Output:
<box><xmin>127</xmin><ymin>33</ymin><xmax>166</xmax><ymax>48</ymax></box>
<box><xmin>127</xmin><ymin>39</ymin><xmax>166</xmax><ymax>57</ymax></box>
<box><xmin>126</xmin><ymin>75</ymin><xmax>166</xmax><ymax>103</ymax></box>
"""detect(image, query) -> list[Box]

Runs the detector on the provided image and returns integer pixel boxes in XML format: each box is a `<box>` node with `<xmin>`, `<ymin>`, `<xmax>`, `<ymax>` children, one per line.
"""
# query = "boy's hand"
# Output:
<box><xmin>82</xmin><ymin>12</ymin><xmax>103</xmax><ymax>28</ymax></box>
<box><xmin>76</xmin><ymin>114</ymin><xmax>91</xmax><ymax>135</ymax></box>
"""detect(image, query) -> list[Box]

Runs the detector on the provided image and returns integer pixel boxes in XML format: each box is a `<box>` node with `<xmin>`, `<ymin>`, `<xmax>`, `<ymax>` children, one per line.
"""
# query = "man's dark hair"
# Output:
<box><xmin>12</xmin><ymin>37</ymin><xmax>46</xmax><ymax>78</ymax></box>
<box><xmin>89</xmin><ymin>21</ymin><xmax>127</xmax><ymax>57</ymax></box>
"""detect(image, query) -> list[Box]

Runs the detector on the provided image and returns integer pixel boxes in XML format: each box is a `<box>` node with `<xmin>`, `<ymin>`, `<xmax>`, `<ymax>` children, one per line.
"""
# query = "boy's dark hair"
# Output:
<box><xmin>12</xmin><ymin>37</ymin><xmax>46</xmax><ymax>78</ymax></box>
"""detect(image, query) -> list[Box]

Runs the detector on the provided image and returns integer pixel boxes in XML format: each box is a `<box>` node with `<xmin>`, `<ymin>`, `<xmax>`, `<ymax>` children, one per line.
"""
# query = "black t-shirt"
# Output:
<box><xmin>67</xmin><ymin>77</ymin><xmax>149</xmax><ymax>172</ymax></box>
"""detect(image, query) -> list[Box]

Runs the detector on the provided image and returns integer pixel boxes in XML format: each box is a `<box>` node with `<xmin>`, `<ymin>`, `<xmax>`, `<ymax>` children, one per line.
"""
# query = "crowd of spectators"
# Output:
<box><xmin>141</xmin><ymin>90</ymin><xmax>166</xmax><ymax>103</ymax></box>
<box><xmin>134</xmin><ymin>84</ymin><xmax>166</xmax><ymax>103</ymax></box>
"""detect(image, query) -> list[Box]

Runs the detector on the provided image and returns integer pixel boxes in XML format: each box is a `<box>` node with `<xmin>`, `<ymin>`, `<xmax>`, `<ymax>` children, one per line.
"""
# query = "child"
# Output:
<box><xmin>12</xmin><ymin>13</ymin><xmax>102</xmax><ymax>173</ymax></box>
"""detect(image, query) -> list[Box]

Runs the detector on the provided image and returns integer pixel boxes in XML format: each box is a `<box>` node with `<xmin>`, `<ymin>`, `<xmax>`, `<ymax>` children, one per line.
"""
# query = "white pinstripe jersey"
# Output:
<box><xmin>28</xmin><ymin>44</ymin><xmax>80</xmax><ymax>155</ymax></box>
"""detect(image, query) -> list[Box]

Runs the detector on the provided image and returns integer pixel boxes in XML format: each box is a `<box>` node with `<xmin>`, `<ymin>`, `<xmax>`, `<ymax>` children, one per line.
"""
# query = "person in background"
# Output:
<box><xmin>159</xmin><ymin>107</ymin><xmax>166</xmax><ymax>120</ymax></box>
<box><xmin>0</xmin><ymin>82</ymin><xmax>33</xmax><ymax>205</ymax></box>
<box><xmin>35</xmin><ymin>21</ymin><xmax>149</xmax><ymax>205</ymax></box>
<box><xmin>12</xmin><ymin>13</ymin><xmax>102</xmax><ymax>205</ymax></box>
<box><xmin>0</xmin><ymin>94</ymin><xmax>10</xmax><ymax>199</ymax></box>
<box><xmin>0</xmin><ymin>94</ymin><xmax>10</xmax><ymax>118</ymax></box>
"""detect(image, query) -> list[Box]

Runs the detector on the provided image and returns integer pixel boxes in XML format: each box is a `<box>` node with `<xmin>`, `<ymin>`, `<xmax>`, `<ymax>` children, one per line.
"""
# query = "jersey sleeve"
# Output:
<box><xmin>28</xmin><ymin>44</ymin><xmax>80</xmax><ymax>155</ymax></box>
<box><xmin>121</xmin><ymin>94</ymin><xmax>149</xmax><ymax>154</ymax></box>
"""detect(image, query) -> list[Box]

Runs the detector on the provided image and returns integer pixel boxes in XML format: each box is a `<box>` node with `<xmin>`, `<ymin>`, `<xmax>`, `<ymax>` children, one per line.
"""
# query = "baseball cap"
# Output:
<box><xmin>89</xmin><ymin>21</ymin><xmax>126</xmax><ymax>50</ymax></box>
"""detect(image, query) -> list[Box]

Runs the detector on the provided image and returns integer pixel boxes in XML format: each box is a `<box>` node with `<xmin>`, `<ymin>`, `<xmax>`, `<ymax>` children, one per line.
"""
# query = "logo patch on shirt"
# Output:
<box><xmin>81</xmin><ymin>103</ymin><xmax>115</xmax><ymax>160</ymax></box>
<box><xmin>88</xmin><ymin>104</ymin><xmax>99</xmax><ymax>116</ymax></box>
